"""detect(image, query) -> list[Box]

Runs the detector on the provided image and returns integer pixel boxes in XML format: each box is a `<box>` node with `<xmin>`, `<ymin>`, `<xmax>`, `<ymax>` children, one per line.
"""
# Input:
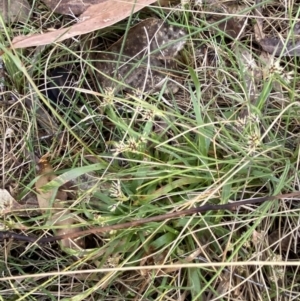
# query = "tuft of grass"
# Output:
<box><xmin>1</xmin><ymin>0</ymin><xmax>300</xmax><ymax>300</ymax></box>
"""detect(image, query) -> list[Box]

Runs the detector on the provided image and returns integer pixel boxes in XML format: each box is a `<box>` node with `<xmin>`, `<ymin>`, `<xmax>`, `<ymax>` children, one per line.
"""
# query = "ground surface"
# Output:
<box><xmin>1</xmin><ymin>0</ymin><xmax>300</xmax><ymax>300</ymax></box>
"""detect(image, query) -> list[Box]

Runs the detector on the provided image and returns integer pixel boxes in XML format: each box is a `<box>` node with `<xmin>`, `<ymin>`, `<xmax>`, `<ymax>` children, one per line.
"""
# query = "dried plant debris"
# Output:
<box><xmin>203</xmin><ymin>0</ymin><xmax>246</xmax><ymax>39</ymax></box>
<box><xmin>268</xmin><ymin>229</ymin><xmax>297</xmax><ymax>253</ymax></box>
<box><xmin>41</xmin><ymin>0</ymin><xmax>105</xmax><ymax>15</ymax></box>
<box><xmin>0</xmin><ymin>190</ymin><xmax>40</xmax><ymax>217</ymax></box>
<box><xmin>234</xmin><ymin>45</ymin><xmax>261</xmax><ymax>118</ymax></box>
<box><xmin>95</xmin><ymin>18</ymin><xmax>186</xmax><ymax>95</ymax></box>
<box><xmin>259</xmin><ymin>37</ymin><xmax>300</xmax><ymax>56</ymax></box>
<box><xmin>35</xmin><ymin>155</ymin><xmax>61</xmax><ymax>211</ymax></box>
<box><xmin>255</xmin><ymin>6</ymin><xmax>300</xmax><ymax>57</ymax></box>
<box><xmin>0</xmin><ymin>189</ymin><xmax>22</xmax><ymax>216</ymax></box>
<box><xmin>0</xmin><ymin>0</ymin><xmax>30</xmax><ymax>24</ymax></box>
<box><xmin>10</xmin><ymin>0</ymin><xmax>157</xmax><ymax>49</ymax></box>
<box><xmin>206</xmin><ymin>15</ymin><xmax>243</xmax><ymax>39</ymax></box>
<box><xmin>35</xmin><ymin>155</ymin><xmax>85</xmax><ymax>251</ymax></box>
<box><xmin>23</xmin><ymin>95</ymin><xmax>59</xmax><ymax>136</ymax></box>
<box><xmin>252</xmin><ymin>0</ymin><xmax>264</xmax><ymax>42</ymax></box>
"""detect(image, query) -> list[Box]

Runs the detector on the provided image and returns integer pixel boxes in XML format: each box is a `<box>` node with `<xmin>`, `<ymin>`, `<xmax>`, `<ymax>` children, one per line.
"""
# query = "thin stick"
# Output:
<box><xmin>1</xmin><ymin>192</ymin><xmax>299</xmax><ymax>244</ymax></box>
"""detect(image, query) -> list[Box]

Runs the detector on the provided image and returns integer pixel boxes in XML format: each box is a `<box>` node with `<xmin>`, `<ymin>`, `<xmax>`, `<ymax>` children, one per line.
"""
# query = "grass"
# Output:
<box><xmin>1</xmin><ymin>0</ymin><xmax>300</xmax><ymax>300</ymax></box>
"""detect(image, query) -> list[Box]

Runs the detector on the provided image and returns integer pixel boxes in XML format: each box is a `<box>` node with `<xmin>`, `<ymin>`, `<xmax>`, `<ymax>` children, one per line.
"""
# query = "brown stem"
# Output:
<box><xmin>43</xmin><ymin>192</ymin><xmax>299</xmax><ymax>243</ymax></box>
<box><xmin>1</xmin><ymin>192</ymin><xmax>300</xmax><ymax>244</ymax></box>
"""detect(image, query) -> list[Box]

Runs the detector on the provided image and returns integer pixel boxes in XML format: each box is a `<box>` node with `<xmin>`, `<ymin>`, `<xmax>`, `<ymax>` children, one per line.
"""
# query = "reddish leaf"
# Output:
<box><xmin>10</xmin><ymin>0</ymin><xmax>157</xmax><ymax>50</ymax></box>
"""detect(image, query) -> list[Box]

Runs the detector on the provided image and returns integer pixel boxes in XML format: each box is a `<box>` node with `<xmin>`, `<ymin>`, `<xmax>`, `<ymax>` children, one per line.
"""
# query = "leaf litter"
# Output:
<box><xmin>41</xmin><ymin>0</ymin><xmax>105</xmax><ymax>15</ymax></box>
<box><xmin>35</xmin><ymin>155</ymin><xmax>85</xmax><ymax>251</ymax></box>
<box><xmin>9</xmin><ymin>0</ymin><xmax>157</xmax><ymax>50</ymax></box>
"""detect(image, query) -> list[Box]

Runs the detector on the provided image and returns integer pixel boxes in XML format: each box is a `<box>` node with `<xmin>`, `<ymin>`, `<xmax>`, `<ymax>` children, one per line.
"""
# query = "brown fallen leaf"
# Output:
<box><xmin>35</xmin><ymin>155</ymin><xmax>85</xmax><ymax>250</ymax></box>
<box><xmin>35</xmin><ymin>154</ymin><xmax>59</xmax><ymax>212</ymax></box>
<box><xmin>10</xmin><ymin>0</ymin><xmax>157</xmax><ymax>50</ymax></box>
<box><xmin>41</xmin><ymin>0</ymin><xmax>104</xmax><ymax>15</ymax></box>
<box><xmin>0</xmin><ymin>189</ymin><xmax>23</xmax><ymax>216</ymax></box>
